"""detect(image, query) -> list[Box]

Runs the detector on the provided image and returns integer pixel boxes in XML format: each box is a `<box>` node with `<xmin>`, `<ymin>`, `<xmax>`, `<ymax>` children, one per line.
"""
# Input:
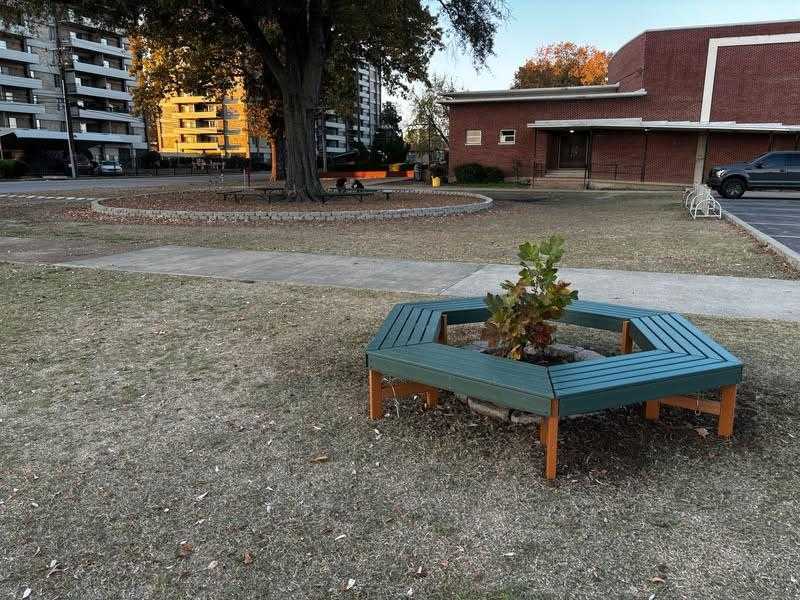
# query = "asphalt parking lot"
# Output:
<box><xmin>719</xmin><ymin>191</ymin><xmax>800</xmax><ymax>253</ymax></box>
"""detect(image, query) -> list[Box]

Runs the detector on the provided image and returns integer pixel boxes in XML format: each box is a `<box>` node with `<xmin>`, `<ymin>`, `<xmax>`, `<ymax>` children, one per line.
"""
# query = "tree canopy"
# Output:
<box><xmin>512</xmin><ymin>42</ymin><xmax>612</xmax><ymax>89</ymax></box>
<box><xmin>8</xmin><ymin>0</ymin><xmax>508</xmax><ymax>199</ymax></box>
<box><xmin>404</xmin><ymin>73</ymin><xmax>454</xmax><ymax>159</ymax></box>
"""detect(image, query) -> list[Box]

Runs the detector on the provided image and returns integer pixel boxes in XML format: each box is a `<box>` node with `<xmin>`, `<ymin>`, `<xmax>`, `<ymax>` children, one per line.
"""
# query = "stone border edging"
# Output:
<box><xmin>91</xmin><ymin>188</ymin><xmax>493</xmax><ymax>222</ymax></box>
<box><xmin>724</xmin><ymin>210</ymin><xmax>800</xmax><ymax>271</ymax></box>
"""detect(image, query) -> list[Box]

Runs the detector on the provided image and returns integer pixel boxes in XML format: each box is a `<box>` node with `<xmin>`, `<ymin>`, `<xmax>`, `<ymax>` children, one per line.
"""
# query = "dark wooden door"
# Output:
<box><xmin>558</xmin><ymin>133</ymin><xmax>587</xmax><ymax>168</ymax></box>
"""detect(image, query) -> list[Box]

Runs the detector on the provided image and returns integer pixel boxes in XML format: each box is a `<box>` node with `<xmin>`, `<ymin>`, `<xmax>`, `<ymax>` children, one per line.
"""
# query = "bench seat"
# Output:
<box><xmin>366</xmin><ymin>296</ymin><xmax>743</xmax><ymax>479</ymax></box>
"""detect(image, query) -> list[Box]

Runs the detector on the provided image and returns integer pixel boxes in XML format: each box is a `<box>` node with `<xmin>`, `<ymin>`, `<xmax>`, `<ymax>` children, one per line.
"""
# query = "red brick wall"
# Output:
<box><xmin>640</xmin><ymin>21</ymin><xmax>800</xmax><ymax>121</ymax></box>
<box><xmin>588</xmin><ymin>131</ymin><xmax>697</xmax><ymax>183</ymax></box>
<box><xmin>710</xmin><ymin>42</ymin><xmax>800</xmax><ymax>124</ymax></box>
<box><xmin>590</xmin><ymin>131</ymin><xmax>645</xmax><ymax>180</ymax></box>
<box><xmin>448</xmin><ymin>97</ymin><xmax>645</xmax><ymax>177</ymax></box>
<box><xmin>705</xmin><ymin>133</ymin><xmax>771</xmax><ymax>168</ymax></box>
<box><xmin>608</xmin><ymin>33</ymin><xmax>645</xmax><ymax>92</ymax></box>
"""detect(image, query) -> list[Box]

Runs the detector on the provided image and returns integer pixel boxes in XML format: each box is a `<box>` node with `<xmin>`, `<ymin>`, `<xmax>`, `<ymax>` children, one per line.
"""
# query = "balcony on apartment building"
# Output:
<box><xmin>64</xmin><ymin>32</ymin><xmax>129</xmax><ymax>58</ymax></box>
<box><xmin>0</xmin><ymin>64</ymin><xmax>41</xmax><ymax>90</ymax></box>
<box><xmin>72</xmin><ymin>77</ymin><xmax>131</xmax><ymax>101</ymax></box>
<box><xmin>72</xmin><ymin>58</ymin><xmax>133</xmax><ymax>81</ymax></box>
<box><xmin>3</xmin><ymin>128</ymin><xmax>146</xmax><ymax>147</ymax></box>
<box><xmin>0</xmin><ymin>46</ymin><xmax>39</xmax><ymax>65</ymax></box>
<box><xmin>0</xmin><ymin>89</ymin><xmax>44</xmax><ymax>114</ymax></box>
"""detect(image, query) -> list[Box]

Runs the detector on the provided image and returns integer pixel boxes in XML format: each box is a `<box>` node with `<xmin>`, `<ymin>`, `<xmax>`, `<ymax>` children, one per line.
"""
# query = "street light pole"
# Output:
<box><xmin>52</xmin><ymin>4</ymin><xmax>78</xmax><ymax>179</ymax></box>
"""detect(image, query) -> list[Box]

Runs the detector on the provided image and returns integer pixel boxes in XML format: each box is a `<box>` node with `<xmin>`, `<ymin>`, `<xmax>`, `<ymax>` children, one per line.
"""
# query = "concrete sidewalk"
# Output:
<box><xmin>57</xmin><ymin>244</ymin><xmax>800</xmax><ymax>321</ymax></box>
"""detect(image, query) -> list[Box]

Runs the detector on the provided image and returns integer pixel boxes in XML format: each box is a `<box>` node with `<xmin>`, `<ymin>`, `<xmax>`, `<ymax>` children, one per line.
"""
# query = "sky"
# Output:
<box><xmin>391</xmin><ymin>0</ymin><xmax>800</xmax><ymax>123</ymax></box>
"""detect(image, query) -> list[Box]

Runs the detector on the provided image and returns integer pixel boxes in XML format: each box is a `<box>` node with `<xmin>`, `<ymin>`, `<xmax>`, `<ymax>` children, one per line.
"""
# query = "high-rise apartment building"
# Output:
<box><xmin>0</xmin><ymin>12</ymin><xmax>146</xmax><ymax>170</ymax></box>
<box><xmin>157</xmin><ymin>85</ymin><xmax>252</xmax><ymax>158</ymax></box>
<box><xmin>320</xmin><ymin>61</ymin><xmax>381</xmax><ymax>158</ymax></box>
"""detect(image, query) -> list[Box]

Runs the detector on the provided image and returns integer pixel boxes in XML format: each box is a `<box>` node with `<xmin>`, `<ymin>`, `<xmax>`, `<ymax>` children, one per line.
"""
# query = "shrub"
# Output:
<box><xmin>139</xmin><ymin>150</ymin><xmax>161</xmax><ymax>168</ymax></box>
<box><xmin>483</xmin><ymin>166</ymin><xmax>504</xmax><ymax>182</ymax></box>
<box><xmin>453</xmin><ymin>163</ymin><xmax>486</xmax><ymax>183</ymax></box>
<box><xmin>0</xmin><ymin>159</ymin><xmax>29</xmax><ymax>178</ymax></box>
<box><xmin>482</xmin><ymin>236</ymin><xmax>578</xmax><ymax>360</ymax></box>
<box><xmin>453</xmin><ymin>162</ymin><xmax>504</xmax><ymax>183</ymax></box>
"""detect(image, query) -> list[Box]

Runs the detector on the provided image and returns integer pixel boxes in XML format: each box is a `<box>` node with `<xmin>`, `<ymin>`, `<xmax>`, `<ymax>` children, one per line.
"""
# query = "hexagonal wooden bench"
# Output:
<box><xmin>366</xmin><ymin>298</ymin><xmax>743</xmax><ymax>479</ymax></box>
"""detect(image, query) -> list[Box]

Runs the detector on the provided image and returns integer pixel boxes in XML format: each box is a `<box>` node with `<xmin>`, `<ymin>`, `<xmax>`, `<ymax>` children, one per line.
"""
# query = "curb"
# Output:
<box><xmin>91</xmin><ymin>189</ymin><xmax>493</xmax><ymax>222</ymax></box>
<box><xmin>724</xmin><ymin>210</ymin><xmax>800</xmax><ymax>270</ymax></box>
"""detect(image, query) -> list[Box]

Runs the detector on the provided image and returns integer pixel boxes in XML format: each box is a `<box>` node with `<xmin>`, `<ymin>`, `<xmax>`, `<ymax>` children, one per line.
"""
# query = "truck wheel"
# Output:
<box><xmin>720</xmin><ymin>177</ymin><xmax>746</xmax><ymax>199</ymax></box>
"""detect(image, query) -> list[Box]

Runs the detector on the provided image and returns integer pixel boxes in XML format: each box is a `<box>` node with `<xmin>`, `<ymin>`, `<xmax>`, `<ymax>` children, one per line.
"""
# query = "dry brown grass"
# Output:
<box><xmin>1</xmin><ymin>263</ymin><xmax>799</xmax><ymax>598</ymax></box>
<box><xmin>1</xmin><ymin>190</ymin><xmax>795</xmax><ymax>279</ymax></box>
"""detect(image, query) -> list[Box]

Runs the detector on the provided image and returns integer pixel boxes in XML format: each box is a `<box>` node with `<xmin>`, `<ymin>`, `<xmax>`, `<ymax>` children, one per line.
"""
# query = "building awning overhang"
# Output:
<box><xmin>439</xmin><ymin>84</ymin><xmax>647</xmax><ymax>104</ymax></box>
<box><xmin>527</xmin><ymin>118</ymin><xmax>800</xmax><ymax>133</ymax></box>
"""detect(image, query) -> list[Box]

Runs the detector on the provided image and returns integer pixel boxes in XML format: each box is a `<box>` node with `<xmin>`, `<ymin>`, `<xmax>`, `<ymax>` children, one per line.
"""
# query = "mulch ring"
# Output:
<box><xmin>100</xmin><ymin>190</ymin><xmax>474</xmax><ymax>212</ymax></box>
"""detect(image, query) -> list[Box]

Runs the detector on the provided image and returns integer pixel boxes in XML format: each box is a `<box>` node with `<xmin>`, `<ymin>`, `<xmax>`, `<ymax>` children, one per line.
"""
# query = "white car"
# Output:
<box><xmin>98</xmin><ymin>160</ymin><xmax>123</xmax><ymax>175</ymax></box>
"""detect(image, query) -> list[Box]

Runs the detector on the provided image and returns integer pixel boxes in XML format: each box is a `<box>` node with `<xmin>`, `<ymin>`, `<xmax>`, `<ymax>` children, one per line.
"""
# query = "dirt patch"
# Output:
<box><xmin>101</xmin><ymin>191</ymin><xmax>478</xmax><ymax>212</ymax></box>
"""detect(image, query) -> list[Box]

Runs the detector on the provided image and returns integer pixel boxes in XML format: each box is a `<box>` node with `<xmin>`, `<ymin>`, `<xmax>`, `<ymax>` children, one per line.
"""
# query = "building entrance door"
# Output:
<box><xmin>558</xmin><ymin>132</ymin><xmax>588</xmax><ymax>168</ymax></box>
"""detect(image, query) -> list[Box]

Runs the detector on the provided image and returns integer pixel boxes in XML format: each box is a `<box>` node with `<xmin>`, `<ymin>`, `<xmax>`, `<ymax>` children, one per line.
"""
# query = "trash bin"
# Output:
<box><xmin>431</xmin><ymin>176</ymin><xmax>441</xmax><ymax>188</ymax></box>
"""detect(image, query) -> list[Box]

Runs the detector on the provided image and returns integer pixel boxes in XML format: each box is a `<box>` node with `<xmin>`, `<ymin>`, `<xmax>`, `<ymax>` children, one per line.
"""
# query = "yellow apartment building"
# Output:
<box><xmin>157</xmin><ymin>86</ymin><xmax>251</xmax><ymax>157</ymax></box>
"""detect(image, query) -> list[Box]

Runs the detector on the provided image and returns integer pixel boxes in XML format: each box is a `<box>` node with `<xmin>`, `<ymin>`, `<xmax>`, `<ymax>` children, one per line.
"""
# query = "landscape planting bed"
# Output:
<box><xmin>90</xmin><ymin>190</ymin><xmax>493</xmax><ymax>222</ymax></box>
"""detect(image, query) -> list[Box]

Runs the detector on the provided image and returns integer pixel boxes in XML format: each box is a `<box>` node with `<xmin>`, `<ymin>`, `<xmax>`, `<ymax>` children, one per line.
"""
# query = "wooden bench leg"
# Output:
<box><xmin>368</xmin><ymin>369</ymin><xmax>383</xmax><ymax>420</ymax></box>
<box><xmin>437</xmin><ymin>314</ymin><xmax>448</xmax><ymax>345</ymax></box>
<box><xmin>718</xmin><ymin>384</ymin><xmax>736</xmax><ymax>438</ymax></box>
<box><xmin>644</xmin><ymin>400</ymin><xmax>660</xmax><ymax>421</ymax></box>
<box><xmin>425</xmin><ymin>388</ymin><xmax>439</xmax><ymax>410</ymax></box>
<box><xmin>619</xmin><ymin>320</ymin><xmax>633</xmax><ymax>354</ymax></box>
<box><xmin>543</xmin><ymin>399</ymin><xmax>559</xmax><ymax>480</ymax></box>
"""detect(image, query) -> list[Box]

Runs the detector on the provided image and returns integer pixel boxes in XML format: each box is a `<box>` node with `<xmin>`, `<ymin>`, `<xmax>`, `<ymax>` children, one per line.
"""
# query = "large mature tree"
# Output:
<box><xmin>371</xmin><ymin>101</ymin><xmax>408</xmax><ymax>163</ymax></box>
<box><xmin>512</xmin><ymin>42</ymin><xmax>612</xmax><ymax>89</ymax></box>
<box><xmin>404</xmin><ymin>73</ymin><xmax>454</xmax><ymax>159</ymax></box>
<box><xmin>6</xmin><ymin>0</ymin><xmax>507</xmax><ymax>200</ymax></box>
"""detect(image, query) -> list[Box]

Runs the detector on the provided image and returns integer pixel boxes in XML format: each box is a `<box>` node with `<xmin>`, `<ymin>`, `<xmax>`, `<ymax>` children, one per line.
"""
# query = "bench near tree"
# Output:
<box><xmin>365</xmin><ymin>239</ymin><xmax>742</xmax><ymax>479</ymax></box>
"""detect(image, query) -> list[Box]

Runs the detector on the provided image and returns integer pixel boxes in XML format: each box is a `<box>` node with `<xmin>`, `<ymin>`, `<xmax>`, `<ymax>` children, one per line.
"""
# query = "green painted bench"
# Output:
<box><xmin>366</xmin><ymin>297</ymin><xmax>743</xmax><ymax>479</ymax></box>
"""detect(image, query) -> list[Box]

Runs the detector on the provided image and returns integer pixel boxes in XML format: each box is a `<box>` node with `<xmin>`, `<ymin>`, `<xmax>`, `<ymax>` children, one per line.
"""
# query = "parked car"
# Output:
<box><xmin>97</xmin><ymin>160</ymin><xmax>123</xmax><ymax>176</ymax></box>
<box><xmin>707</xmin><ymin>151</ymin><xmax>800</xmax><ymax>198</ymax></box>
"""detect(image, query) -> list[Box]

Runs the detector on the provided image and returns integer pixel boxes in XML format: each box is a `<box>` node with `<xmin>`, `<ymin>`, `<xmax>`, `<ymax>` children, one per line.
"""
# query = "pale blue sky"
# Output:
<box><xmin>393</xmin><ymin>0</ymin><xmax>800</xmax><ymax>121</ymax></box>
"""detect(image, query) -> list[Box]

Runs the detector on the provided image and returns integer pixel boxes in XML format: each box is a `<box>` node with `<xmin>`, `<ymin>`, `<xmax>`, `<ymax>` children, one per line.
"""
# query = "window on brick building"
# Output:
<box><xmin>499</xmin><ymin>129</ymin><xmax>515</xmax><ymax>144</ymax></box>
<box><xmin>465</xmin><ymin>129</ymin><xmax>482</xmax><ymax>145</ymax></box>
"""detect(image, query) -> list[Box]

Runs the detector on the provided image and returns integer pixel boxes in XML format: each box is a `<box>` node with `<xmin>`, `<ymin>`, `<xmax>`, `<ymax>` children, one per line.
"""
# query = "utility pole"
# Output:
<box><xmin>52</xmin><ymin>4</ymin><xmax>78</xmax><ymax>179</ymax></box>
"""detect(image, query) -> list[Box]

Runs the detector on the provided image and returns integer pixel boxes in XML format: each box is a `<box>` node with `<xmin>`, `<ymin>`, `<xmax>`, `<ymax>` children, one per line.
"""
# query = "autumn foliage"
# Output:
<box><xmin>512</xmin><ymin>42</ymin><xmax>612</xmax><ymax>89</ymax></box>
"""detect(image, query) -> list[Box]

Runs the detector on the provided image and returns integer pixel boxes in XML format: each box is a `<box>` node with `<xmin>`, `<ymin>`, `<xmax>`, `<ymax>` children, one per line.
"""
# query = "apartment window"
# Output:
<box><xmin>8</xmin><ymin>117</ymin><xmax>17</xmax><ymax>128</ymax></box>
<box><xmin>465</xmin><ymin>129</ymin><xmax>482</xmax><ymax>145</ymax></box>
<box><xmin>499</xmin><ymin>129</ymin><xmax>516</xmax><ymax>144</ymax></box>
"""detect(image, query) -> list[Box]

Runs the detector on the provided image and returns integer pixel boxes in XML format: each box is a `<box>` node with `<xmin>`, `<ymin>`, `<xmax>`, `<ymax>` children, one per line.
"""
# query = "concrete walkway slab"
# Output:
<box><xmin>56</xmin><ymin>244</ymin><xmax>800</xmax><ymax>322</ymax></box>
<box><xmin>63</xmin><ymin>245</ymin><xmax>485</xmax><ymax>295</ymax></box>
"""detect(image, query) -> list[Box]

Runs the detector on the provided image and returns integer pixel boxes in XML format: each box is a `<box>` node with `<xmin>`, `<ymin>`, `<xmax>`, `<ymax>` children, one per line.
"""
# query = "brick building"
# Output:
<box><xmin>442</xmin><ymin>20</ymin><xmax>800</xmax><ymax>184</ymax></box>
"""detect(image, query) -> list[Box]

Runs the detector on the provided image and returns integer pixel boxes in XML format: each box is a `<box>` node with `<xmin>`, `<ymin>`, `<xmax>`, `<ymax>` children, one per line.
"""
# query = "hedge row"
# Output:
<box><xmin>453</xmin><ymin>163</ymin><xmax>504</xmax><ymax>183</ymax></box>
<box><xmin>0</xmin><ymin>159</ymin><xmax>29</xmax><ymax>179</ymax></box>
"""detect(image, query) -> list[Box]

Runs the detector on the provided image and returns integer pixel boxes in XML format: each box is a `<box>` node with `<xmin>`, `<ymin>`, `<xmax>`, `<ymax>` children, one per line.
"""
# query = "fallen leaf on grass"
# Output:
<box><xmin>414</xmin><ymin>565</ymin><xmax>427</xmax><ymax>578</ymax></box>
<box><xmin>695</xmin><ymin>427</ymin><xmax>709</xmax><ymax>439</ymax></box>
<box><xmin>310</xmin><ymin>454</ymin><xmax>330</xmax><ymax>463</ymax></box>
<box><xmin>206</xmin><ymin>560</ymin><xmax>218</xmax><ymax>570</ymax></box>
<box><xmin>650</xmin><ymin>576</ymin><xmax>666</xmax><ymax>583</ymax></box>
<box><xmin>177</xmin><ymin>542</ymin><xmax>193</xmax><ymax>559</ymax></box>
<box><xmin>243</xmin><ymin>550</ymin><xmax>254</xmax><ymax>565</ymax></box>
<box><xmin>340</xmin><ymin>578</ymin><xmax>355</xmax><ymax>591</ymax></box>
<box><xmin>196</xmin><ymin>491</ymin><xmax>209</xmax><ymax>502</ymax></box>
<box><xmin>22</xmin><ymin>588</ymin><xmax>31</xmax><ymax>599</ymax></box>
<box><xmin>502</xmin><ymin>552</ymin><xmax>516</xmax><ymax>557</ymax></box>
<box><xmin>334</xmin><ymin>534</ymin><xmax>347</xmax><ymax>541</ymax></box>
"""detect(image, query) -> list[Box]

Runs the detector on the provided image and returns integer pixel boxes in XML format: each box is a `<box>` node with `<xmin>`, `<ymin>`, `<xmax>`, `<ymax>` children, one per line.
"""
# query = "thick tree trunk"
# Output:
<box><xmin>282</xmin><ymin>87</ymin><xmax>323</xmax><ymax>201</ymax></box>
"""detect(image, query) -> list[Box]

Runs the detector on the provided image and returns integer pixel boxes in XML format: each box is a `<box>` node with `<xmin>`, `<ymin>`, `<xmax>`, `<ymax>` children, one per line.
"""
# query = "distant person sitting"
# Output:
<box><xmin>351</xmin><ymin>178</ymin><xmax>364</xmax><ymax>190</ymax></box>
<box><xmin>336</xmin><ymin>177</ymin><xmax>347</xmax><ymax>192</ymax></box>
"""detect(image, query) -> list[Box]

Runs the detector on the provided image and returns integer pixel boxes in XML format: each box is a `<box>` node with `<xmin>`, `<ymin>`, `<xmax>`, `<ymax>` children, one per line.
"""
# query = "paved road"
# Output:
<box><xmin>0</xmin><ymin>172</ymin><xmax>276</xmax><ymax>193</ymax></box>
<box><xmin>46</xmin><ymin>243</ymin><xmax>800</xmax><ymax>321</ymax></box>
<box><xmin>721</xmin><ymin>193</ymin><xmax>800</xmax><ymax>254</ymax></box>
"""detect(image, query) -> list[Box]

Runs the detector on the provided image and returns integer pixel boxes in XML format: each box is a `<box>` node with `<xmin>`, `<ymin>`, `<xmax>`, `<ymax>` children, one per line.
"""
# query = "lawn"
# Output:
<box><xmin>2</xmin><ymin>263</ymin><xmax>799</xmax><ymax>598</ymax></box>
<box><xmin>1</xmin><ymin>190</ymin><xmax>795</xmax><ymax>279</ymax></box>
